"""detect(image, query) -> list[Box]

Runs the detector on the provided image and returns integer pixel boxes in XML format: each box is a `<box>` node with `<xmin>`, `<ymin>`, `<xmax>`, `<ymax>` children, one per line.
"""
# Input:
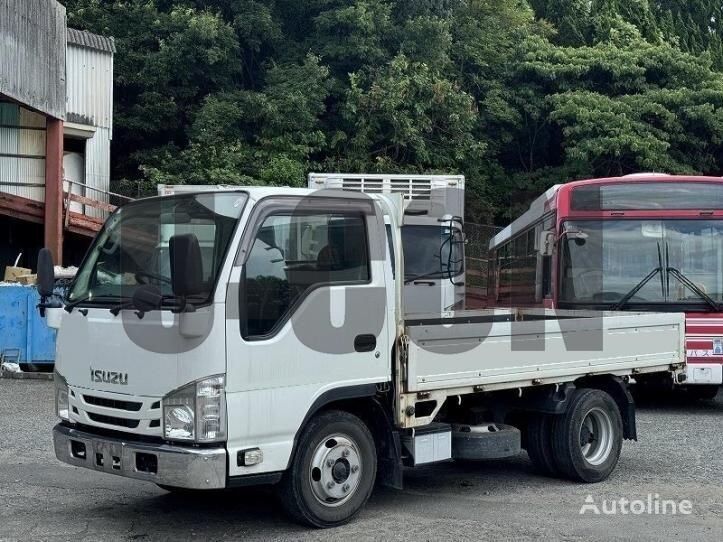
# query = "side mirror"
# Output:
<box><xmin>169</xmin><ymin>233</ymin><xmax>204</xmax><ymax>298</ymax></box>
<box><xmin>538</xmin><ymin>231</ymin><xmax>555</xmax><ymax>257</ymax></box>
<box><xmin>37</xmin><ymin>248</ymin><xmax>55</xmax><ymax>297</ymax></box>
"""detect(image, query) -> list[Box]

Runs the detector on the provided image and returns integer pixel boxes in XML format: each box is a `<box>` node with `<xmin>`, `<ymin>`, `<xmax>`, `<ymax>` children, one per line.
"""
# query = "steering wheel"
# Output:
<box><xmin>135</xmin><ymin>271</ymin><xmax>172</xmax><ymax>285</ymax></box>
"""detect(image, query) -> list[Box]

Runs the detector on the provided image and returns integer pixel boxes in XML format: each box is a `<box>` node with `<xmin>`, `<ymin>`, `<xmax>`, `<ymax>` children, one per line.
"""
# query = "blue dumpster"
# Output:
<box><xmin>0</xmin><ymin>284</ymin><xmax>57</xmax><ymax>366</ymax></box>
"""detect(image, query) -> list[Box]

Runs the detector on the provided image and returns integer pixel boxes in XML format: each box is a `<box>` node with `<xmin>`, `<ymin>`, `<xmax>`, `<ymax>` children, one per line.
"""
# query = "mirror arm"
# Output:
<box><xmin>37</xmin><ymin>297</ymin><xmax>62</xmax><ymax>317</ymax></box>
<box><xmin>169</xmin><ymin>296</ymin><xmax>197</xmax><ymax>314</ymax></box>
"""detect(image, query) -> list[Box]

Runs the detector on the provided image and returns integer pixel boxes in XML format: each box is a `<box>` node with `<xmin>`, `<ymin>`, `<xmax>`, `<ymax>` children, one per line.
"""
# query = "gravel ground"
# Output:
<box><xmin>0</xmin><ymin>379</ymin><xmax>721</xmax><ymax>541</ymax></box>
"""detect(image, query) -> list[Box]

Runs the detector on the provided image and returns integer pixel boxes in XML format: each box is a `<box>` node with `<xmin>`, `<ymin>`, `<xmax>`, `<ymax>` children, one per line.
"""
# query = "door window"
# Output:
<box><xmin>242</xmin><ymin>212</ymin><xmax>370</xmax><ymax>338</ymax></box>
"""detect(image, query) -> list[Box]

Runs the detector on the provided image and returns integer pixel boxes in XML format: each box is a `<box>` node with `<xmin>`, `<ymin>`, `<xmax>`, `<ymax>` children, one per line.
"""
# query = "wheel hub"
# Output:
<box><xmin>579</xmin><ymin>407</ymin><xmax>614</xmax><ymax>466</ymax></box>
<box><xmin>332</xmin><ymin>458</ymin><xmax>351</xmax><ymax>483</ymax></box>
<box><xmin>309</xmin><ymin>435</ymin><xmax>362</xmax><ymax>507</ymax></box>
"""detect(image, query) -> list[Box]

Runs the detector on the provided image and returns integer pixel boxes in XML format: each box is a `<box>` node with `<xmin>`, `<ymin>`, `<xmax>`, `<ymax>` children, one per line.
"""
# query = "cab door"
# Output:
<box><xmin>224</xmin><ymin>195</ymin><xmax>391</xmax><ymax>477</ymax></box>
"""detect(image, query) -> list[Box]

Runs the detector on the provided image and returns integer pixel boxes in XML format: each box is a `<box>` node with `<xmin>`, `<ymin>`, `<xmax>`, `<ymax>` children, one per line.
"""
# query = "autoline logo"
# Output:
<box><xmin>90</xmin><ymin>368</ymin><xmax>128</xmax><ymax>385</ymax></box>
<box><xmin>580</xmin><ymin>494</ymin><xmax>693</xmax><ymax>515</ymax></box>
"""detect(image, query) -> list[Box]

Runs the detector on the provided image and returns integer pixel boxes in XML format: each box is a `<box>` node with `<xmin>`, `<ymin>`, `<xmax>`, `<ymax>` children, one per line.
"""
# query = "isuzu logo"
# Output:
<box><xmin>90</xmin><ymin>368</ymin><xmax>128</xmax><ymax>385</ymax></box>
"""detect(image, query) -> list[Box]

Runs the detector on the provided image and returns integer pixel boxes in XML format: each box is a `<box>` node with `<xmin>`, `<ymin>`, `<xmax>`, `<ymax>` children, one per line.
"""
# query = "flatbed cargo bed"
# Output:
<box><xmin>397</xmin><ymin>308</ymin><xmax>686</xmax><ymax>427</ymax></box>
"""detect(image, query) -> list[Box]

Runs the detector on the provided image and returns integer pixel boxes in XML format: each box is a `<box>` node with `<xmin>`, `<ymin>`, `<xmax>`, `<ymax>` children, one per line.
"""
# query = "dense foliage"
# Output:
<box><xmin>61</xmin><ymin>0</ymin><xmax>723</xmax><ymax>222</ymax></box>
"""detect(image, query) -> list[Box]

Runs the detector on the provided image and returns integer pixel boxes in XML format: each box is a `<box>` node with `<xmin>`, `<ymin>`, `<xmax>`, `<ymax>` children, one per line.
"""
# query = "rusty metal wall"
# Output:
<box><xmin>0</xmin><ymin>0</ymin><xmax>66</xmax><ymax>119</ymax></box>
<box><xmin>0</xmin><ymin>102</ymin><xmax>46</xmax><ymax>202</ymax></box>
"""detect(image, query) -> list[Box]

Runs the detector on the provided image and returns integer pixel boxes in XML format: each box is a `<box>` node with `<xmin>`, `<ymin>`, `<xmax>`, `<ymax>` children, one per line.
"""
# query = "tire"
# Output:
<box><xmin>278</xmin><ymin>410</ymin><xmax>377</xmax><ymax>528</ymax></box>
<box><xmin>684</xmin><ymin>385</ymin><xmax>719</xmax><ymax>401</ymax></box>
<box><xmin>452</xmin><ymin>423</ymin><xmax>521</xmax><ymax>461</ymax></box>
<box><xmin>526</xmin><ymin>414</ymin><xmax>559</xmax><ymax>476</ymax></box>
<box><xmin>551</xmin><ymin>388</ymin><xmax>623</xmax><ymax>483</ymax></box>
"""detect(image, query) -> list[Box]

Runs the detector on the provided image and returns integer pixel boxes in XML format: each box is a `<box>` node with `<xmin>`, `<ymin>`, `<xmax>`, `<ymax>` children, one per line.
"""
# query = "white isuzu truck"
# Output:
<box><xmin>37</xmin><ymin>186</ymin><xmax>686</xmax><ymax>528</ymax></box>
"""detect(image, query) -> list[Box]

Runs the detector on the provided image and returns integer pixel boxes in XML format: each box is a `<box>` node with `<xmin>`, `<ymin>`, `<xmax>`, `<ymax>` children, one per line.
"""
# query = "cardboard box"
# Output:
<box><xmin>3</xmin><ymin>266</ymin><xmax>32</xmax><ymax>283</ymax></box>
<box><xmin>16</xmin><ymin>274</ymin><xmax>37</xmax><ymax>285</ymax></box>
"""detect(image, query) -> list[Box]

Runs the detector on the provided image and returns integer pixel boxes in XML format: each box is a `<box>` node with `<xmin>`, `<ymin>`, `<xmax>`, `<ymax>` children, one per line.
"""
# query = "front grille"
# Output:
<box><xmin>84</xmin><ymin>395</ymin><xmax>142</xmax><ymax>412</ymax></box>
<box><xmin>87</xmin><ymin>413</ymin><xmax>140</xmax><ymax>428</ymax></box>
<box><xmin>70</xmin><ymin>387</ymin><xmax>163</xmax><ymax>437</ymax></box>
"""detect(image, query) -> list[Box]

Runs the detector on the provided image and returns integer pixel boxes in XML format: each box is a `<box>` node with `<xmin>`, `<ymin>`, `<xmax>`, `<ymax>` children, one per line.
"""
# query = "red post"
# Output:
<box><xmin>44</xmin><ymin>117</ymin><xmax>64</xmax><ymax>265</ymax></box>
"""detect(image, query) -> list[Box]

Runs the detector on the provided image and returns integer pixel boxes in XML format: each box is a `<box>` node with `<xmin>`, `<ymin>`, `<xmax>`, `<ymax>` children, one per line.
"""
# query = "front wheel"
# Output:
<box><xmin>551</xmin><ymin>388</ymin><xmax>623</xmax><ymax>483</ymax></box>
<box><xmin>278</xmin><ymin>410</ymin><xmax>377</xmax><ymax>528</ymax></box>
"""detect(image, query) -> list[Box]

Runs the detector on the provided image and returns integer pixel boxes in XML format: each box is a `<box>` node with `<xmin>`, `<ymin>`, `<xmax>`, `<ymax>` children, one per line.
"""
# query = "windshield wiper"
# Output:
<box><xmin>611</xmin><ymin>267</ymin><xmax>662</xmax><ymax>310</ymax></box>
<box><xmin>661</xmin><ymin>241</ymin><xmax>720</xmax><ymax>312</ymax></box>
<box><xmin>109</xmin><ymin>293</ymin><xmax>198</xmax><ymax>317</ymax></box>
<box><xmin>611</xmin><ymin>242</ymin><xmax>721</xmax><ymax>312</ymax></box>
<box><xmin>65</xmin><ymin>295</ymin><xmax>129</xmax><ymax>314</ymax></box>
<box><xmin>666</xmin><ymin>267</ymin><xmax>721</xmax><ymax>312</ymax></box>
<box><xmin>611</xmin><ymin>243</ymin><xmax>664</xmax><ymax>310</ymax></box>
<box><xmin>109</xmin><ymin>298</ymin><xmax>135</xmax><ymax>316</ymax></box>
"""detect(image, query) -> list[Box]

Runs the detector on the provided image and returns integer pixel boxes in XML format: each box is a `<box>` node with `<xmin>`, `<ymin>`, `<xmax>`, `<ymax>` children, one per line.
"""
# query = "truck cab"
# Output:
<box><xmin>50</xmin><ymin>187</ymin><xmax>395</xmax><ymax>495</ymax></box>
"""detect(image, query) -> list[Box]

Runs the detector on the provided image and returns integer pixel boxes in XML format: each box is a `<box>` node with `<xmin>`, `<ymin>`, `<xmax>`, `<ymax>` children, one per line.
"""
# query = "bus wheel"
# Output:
<box><xmin>526</xmin><ymin>413</ymin><xmax>559</xmax><ymax>476</ymax></box>
<box><xmin>279</xmin><ymin>410</ymin><xmax>377</xmax><ymax>528</ymax></box>
<box><xmin>551</xmin><ymin>389</ymin><xmax>623</xmax><ymax>483</ymax></box>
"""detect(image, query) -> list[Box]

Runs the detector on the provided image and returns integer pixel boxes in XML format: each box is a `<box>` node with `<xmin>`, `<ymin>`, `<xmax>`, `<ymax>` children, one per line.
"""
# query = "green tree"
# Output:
<box><xmin>60</xmin><ymin>0</ymin><xmax>723</xmax><ymax>223</ymax></box>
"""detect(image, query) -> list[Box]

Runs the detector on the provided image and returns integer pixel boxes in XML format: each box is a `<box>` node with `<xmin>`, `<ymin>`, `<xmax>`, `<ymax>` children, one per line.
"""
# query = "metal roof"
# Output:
<box><xmin>66</xmin><ymin>28</ymin><xmax>115</xmax><ymax>54</ymax></box>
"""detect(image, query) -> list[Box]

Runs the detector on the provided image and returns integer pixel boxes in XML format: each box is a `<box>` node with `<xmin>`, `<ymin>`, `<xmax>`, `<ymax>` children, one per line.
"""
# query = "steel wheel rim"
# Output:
<box><xmin>309</xmin><ymin>434</ymin><xmax>362</xmax><ymax>507</ymax></box>
<box><xmin>579</xmin><ymin>407</ymin><xmax>614</xmax><ymax>466</ymax></box>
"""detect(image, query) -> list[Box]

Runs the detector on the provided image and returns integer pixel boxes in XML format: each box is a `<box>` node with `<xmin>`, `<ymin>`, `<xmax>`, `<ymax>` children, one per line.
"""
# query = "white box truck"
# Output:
<box><xmin>37</xmin><ymin>186</ymin><xmax>686</xmax><ymax>528</ymax></box>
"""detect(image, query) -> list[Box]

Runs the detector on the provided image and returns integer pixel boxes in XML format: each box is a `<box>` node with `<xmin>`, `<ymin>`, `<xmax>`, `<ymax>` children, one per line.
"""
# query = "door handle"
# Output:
<box><xmin>413</xmin><ymin>281</ymin><xmax>435</xmax><ymax>286</ymax></box>
<box><xmin>354</xmin><ymin>334</ymin><xmax>376</xmax><ymax>353</ymax></box>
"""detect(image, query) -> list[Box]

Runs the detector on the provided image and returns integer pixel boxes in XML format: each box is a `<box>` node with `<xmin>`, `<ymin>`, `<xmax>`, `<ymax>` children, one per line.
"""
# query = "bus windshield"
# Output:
<box><xmin>559</xmin><ymin>219</ymin><xmax>723</xmax><ymax>307</ymax></box>
<box><xmin>68</xmin><ymin>192</ymin><xmax>246</xmax><ymax>305</ymax></box>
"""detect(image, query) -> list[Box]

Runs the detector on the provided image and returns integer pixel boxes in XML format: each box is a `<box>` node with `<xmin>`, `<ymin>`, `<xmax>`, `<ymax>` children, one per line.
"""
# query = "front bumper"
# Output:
<box><xmin>53</xmin><ymin>424</ymin><xmax>227</xmax><ymax>489</ymax></box>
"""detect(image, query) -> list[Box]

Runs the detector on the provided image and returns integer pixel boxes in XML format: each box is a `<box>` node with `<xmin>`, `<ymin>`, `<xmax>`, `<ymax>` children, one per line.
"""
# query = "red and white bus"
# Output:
<box><xmin>488</xmin><ymin>174</ymin><xmax>722</xmax><ymax>398</ymax></box>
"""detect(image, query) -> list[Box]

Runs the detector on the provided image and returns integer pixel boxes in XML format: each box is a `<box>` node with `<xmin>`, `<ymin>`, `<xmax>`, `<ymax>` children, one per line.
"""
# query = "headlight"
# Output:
<box><xmin>196</xmin><ymin>375</ymin><xmax>226</xmax><ymax>442</ymax></box>
<box><xmin>162</xmin><ymin>375</ymin><xmax>226</xmax><ymax>443</ymax></box>
<box><xmin>54</xmin><ymin>371</ymin><xmax>69</xmax><ymax>421</ymax></box>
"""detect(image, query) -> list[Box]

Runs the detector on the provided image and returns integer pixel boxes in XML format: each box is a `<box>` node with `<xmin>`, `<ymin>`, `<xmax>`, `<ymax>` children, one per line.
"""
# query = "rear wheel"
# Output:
<box><xmin>279</xmin><ymin>410</ymin><xmax>377</xmax><ymax>528</ymax></box>
<box><xmin>551</xmin><ymin>388</ymin><xmax>623</xmax><ymax>483</ymax></box>
<box><xmin>526</xmin><ymin>413</ymin><xmax>559</xmax><ymax>476</ymax></box>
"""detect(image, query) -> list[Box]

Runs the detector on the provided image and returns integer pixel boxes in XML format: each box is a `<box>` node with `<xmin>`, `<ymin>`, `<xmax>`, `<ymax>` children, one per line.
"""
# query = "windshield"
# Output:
<box><xmin>68</xmin><ymin>192</ymin><xmax>247</xmax><ymax>304</ymax></box>
<box><xmin>560</xmin><ymin>219</ymin><xmax>723</xmax><ymax>307</ymax></box>
<box><xmin>402</xmin><ymin>225</ymin><xmax>463</xmax><ymax>280</ymax></box>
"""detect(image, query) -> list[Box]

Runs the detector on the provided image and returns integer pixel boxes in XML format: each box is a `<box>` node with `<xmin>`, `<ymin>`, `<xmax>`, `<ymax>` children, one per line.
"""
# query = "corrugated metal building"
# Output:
<box><xmin>0</xmin><ymin>104</ymin><xmax>47</xmax><ymax>203</ymax></box>
<box><xmin>0</xmin><ymin>0</ymin><xmax>117</xmax><ymax>267</ymax></box>
<box><xmin>65</xmin><ymin>28</ymin><xmax>115</xmax><ymax>220</ymax></box>
<box><xmin>0</xmin><ymin>0</ymin><xmax>66</xmax><ymax>119</ymax></box>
